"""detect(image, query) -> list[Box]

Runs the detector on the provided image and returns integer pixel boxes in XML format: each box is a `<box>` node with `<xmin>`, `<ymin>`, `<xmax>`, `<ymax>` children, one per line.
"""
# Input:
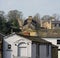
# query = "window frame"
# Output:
<box><xmin>57</xmin><ymin>40</ymin><xmax>60</xmax><ymax>44</ymax></box>
<box><xmin>46</xmin><ymin>45</ymin><xmax>49</xmax><ymax>56</ymax></box>
<box><xmin>59</xmin><ymin>24</ymin><xmax>60</xmax><ymax>27</ymax></box>
<box><xmin>54</xmin><ymin>24</ymin><xmax>57</xmax><ymax>27</ymax></box>
<box><xmin>8</xmin><ymin>44</ymin><xmax>11</xmax><ymax>49</ymax></box>
<box><xmin>36</xmin><ymin>43</ymin><xmax>40</xmax><ymax>58</ymax></box>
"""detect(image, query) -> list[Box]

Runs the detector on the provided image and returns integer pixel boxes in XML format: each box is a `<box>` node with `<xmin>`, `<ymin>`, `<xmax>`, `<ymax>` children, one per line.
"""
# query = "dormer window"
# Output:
<box><xmin>8</xmin><ymin>44</ymin><xmax>11</xmax><ymax>49</ymax></box>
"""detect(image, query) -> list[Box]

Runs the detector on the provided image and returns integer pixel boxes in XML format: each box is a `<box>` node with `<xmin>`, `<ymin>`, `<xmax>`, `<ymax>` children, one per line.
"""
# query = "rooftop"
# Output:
<box><xmin>18</xmin><ymin>34</ymin><xmax>51</xmax><ymax>44</ymax></box>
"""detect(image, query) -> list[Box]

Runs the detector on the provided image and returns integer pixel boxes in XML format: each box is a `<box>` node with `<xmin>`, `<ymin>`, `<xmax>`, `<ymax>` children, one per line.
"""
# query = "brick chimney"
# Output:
<box><xmin>27</xmin><ymin>16</ymin><xmax>32</xmax><ymax>23</ymax></box>
<box><xmin>17</xmin><ymin>18</ymin><xmax>23</xmax><ymax>30</ymax></box>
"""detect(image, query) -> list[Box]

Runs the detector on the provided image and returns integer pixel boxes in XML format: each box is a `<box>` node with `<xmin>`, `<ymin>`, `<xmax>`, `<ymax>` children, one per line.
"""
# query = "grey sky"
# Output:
<box><xmin>0</xmin><ymin>0</ymin><xmax>60</xmax><ymax>18</ymax></box>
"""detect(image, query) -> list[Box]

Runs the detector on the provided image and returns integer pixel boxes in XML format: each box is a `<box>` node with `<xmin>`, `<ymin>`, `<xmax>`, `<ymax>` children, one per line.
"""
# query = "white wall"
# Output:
<box><xmin>32</xmin><ymin>43</ymin><xmax>51</xmax><ymax>58</ymax></box>
<box><xmin>32</xmin><ymin>43</ymin><xmax>36</xmax><ymax>58</ymax></box>
<box><xmin>42</xmin><ymin>38</ymin><xmax>57</xmax><ymax>45</ymax></box>
<box><xmin>58</xmin><ymin>51</ymin><xmax>60</xmax><ymax>58</ymax></box>
<box><xmin>40</xmin><ymin>44</ymin><xmax>51</xmax><ymax>58</ymax></box>
<box><xmin>3</xmin><ymin>34</ymin><xmax>52</xmax><ymax>58</ymax></box>
<box><xmin>3</xmin><ymin>34</ymin><xmax>32</xmax><ymax>58</ymax></box>
<box><xmin>42</xmin><ymin>38</ymin><xmax>60</xmax><ymax>58</ymax></box>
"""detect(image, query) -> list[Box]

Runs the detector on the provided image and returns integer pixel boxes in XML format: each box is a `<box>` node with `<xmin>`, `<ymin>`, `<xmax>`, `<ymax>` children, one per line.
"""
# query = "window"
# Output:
<box><xmin>59</xmin><ymin>24</ymin><xmax>60</xmax><ymax>27</ymax></box>
<box><xmin>19</xmin><ymin>47</ymin><xmax>27</xmax><ymax>57</ymax></box>
<box><xmin>54</xmin><ymin>24</ymin><xmax>57</xmax><ymax>27</ymax></box>
<box><xmin>57</xmin><ymin>40</ymin><xmax>60</xmax><ymax>44</ymax></box>
<box><xmin>8</xmin><ymin>44</ymin><xmax>11</xmax><ymax>49</ymax></box>
<box><xmin>36</xmin><ymin>44</ymin><xmax>40</xmax><ymax>58</ymax></box>
<box><xmin>46</xmin><ymin>45</ymin><xmax>49</xmax><ymax>56</ymax></box>
<box><xmin>18</xmin><ymin>42</ymin><xmax>27</xmax><ymax>57</ymax></box>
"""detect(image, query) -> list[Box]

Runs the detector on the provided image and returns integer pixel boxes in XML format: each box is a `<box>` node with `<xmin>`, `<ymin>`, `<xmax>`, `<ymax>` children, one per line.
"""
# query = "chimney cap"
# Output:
<box><xmin>28</xmin><ymin>16</ymin><xmax>32</xmax><ymax>19</ymax></box>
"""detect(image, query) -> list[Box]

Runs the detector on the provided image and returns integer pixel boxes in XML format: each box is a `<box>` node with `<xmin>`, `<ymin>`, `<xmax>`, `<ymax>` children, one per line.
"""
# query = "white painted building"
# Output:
<box><xmin>42</xmin><ymin>38</ymin><xmax>60</xmax><ymax>58</ymax></box>
<box><xmin>3</xmin><ymin>33</ymin><xmax>54</xmax><ymax>58</ymax></box>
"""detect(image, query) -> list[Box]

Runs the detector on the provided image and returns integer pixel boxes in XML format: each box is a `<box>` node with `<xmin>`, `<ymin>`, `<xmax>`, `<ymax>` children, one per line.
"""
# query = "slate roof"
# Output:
<box><xmin>23</xmin><ymin>36</ymin><xmax>58</xmax><ymax>47</ymax></box>
<box><xmin>0</xmin><ymin>33</ymin><xmax>5</xmax><ymax>37</ymax></box>
<box><xmin>4</xmin><ymin>33</ymin><xmax>58</xmax><ymax>47</ymax></box>
<box><xmin>17</xmin><ymin>34</ymin><xmax>51</xmax><ymax>44</ymax></box>
<box><xmin>17</xmin><ymin>33</ymin><xmax>58</xmax><ymax>47</ymax></box>
<box><xmin>23</xmin><ymin>19</ymin><xmax>37</xmax><ymax>26</ymax></box>
<box><xmin>4</xmin><ymin>32</ymin><xmax>51</xmax><ymax>44</ymax></box>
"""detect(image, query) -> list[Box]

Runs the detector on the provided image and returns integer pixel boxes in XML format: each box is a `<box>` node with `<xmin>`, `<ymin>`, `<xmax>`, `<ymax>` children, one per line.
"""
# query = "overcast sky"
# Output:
<box><xmin>0</xmin><ymin>0</ymin><xmax>60</xmax><ymax>18</ymax></box>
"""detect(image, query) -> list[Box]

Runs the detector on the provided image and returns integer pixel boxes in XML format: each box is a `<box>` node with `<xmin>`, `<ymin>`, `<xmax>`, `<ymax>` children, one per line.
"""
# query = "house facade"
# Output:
<box><xmin>40</xmin><ymin>19</ymin><xmax>60</xmax><ymax>29</ymax></box>
<box><xmin>40</xmin><ymin>19</ymin><xmax>52</xmax><ymax>29</ymax></box>
<box><xmin>3</xmin><ymin>33</ymin><xmax>55</xmax><ymax>58</ymax></box>
<box><xmin>52</xmin><ymin>21</ymin><xmax>60</xmax><ymax>29</ymax></box>
<box><xmin>42</xmin><ymin>38</ymin><xmax>60</xmax><ymax>58</ymax></box>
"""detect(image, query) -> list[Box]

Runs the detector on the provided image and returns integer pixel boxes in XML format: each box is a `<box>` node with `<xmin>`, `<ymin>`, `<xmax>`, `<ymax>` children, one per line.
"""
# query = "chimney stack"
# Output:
<box><xmin>28</xmin><ymin>16</ymin><xmax>32</xmax><ymax>19</ymax></box>
<box><xmin>27</xmin><ymin>16</ymin><xmax>32</xmax><ymax>23</ymax></box>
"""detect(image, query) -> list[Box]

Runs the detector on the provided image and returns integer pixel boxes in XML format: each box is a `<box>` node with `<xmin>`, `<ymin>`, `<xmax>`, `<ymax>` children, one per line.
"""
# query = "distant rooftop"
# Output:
<box><xmin>52</xmin><ymin>21</ymin><xmax>60</xmax><ymax>24</ymax></box>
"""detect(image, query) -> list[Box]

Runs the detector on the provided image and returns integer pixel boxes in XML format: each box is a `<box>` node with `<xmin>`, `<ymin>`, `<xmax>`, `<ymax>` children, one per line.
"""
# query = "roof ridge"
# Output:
<box><xmin>4</xmin><ymin>32</ymin><xmax>16</xmax><ymax>39</ymax></box>
<box><xmin>0</xmin><ymin>33</ymin><xmax>5</xmax><ymax>37</ymax></box>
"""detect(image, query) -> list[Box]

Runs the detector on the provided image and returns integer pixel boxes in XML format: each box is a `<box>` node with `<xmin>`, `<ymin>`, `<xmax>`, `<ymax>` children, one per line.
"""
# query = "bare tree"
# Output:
<box><xmin>52</xmin><ymin>14</ymin><xmax>60</xmax><ymax>21</ymax></box>
<box><xmin>33</xmin><ymin>13</ymin><xmax>40</xmax><ymax>24</ymax></box>
<box><xmin>33</xmin><ymin>13</ymin><xmax>41</xmax><ymax>37</ymax></box>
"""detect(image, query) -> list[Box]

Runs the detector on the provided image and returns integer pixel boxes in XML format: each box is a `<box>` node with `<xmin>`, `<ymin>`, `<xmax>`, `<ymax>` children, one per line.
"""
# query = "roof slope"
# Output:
<box><xmin>4</xmin><ymin>33</ymin><xmax>58</xmax><ymax>47</ymax></box>
<box><xmin>17</xmin><ymin>34</ymin><xmax>51</xmax><ymax>44</ymax></box>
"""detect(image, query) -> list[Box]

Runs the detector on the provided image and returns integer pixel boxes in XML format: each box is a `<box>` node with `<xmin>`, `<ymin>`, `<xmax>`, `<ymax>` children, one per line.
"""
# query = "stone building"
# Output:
<box><xmin>40</xmin><ymin>18</ymin><xmax>60</xmax><ymax>29</ymax></box>
<box><xmin>3</xmin><ymin>33</ymin><xmax>58</xmax><ymax>58</ymax></box>
<box><xmin>40</xmin><ymin>19</ymin><xmax>52</xmax><ymax>29</ymax></box>
<box><xmin>52</xmin><ymin>21</ymin><xmax>60</xmax><ymax>29</ymax></box>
